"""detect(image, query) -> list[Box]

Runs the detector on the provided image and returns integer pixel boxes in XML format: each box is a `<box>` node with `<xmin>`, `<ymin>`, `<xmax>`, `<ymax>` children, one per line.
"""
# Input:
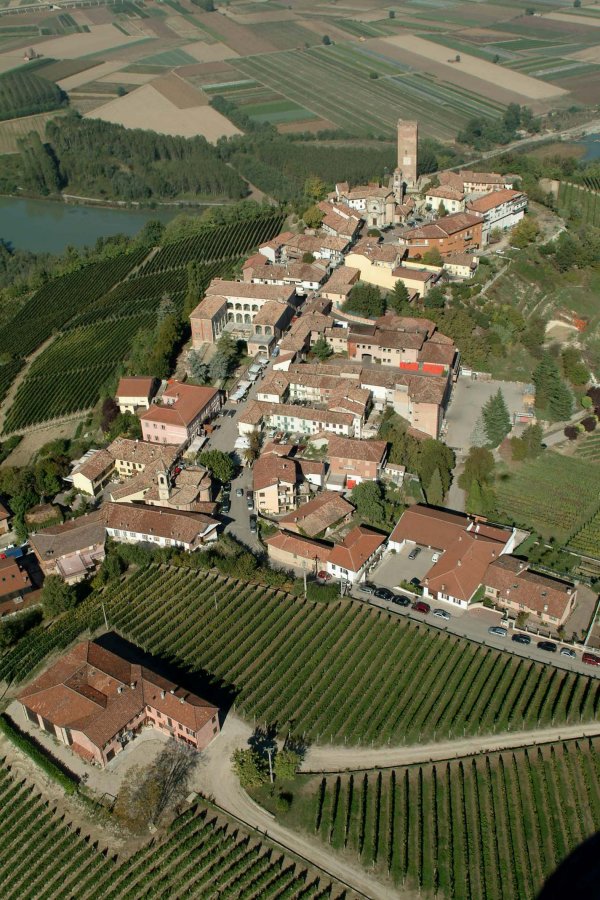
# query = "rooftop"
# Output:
<box><xmin>328</xmin><ymin>435</ymin><xmax>388</xmax><ymax>464</ymax></box>
<box><xmin>190</xmin><ymin>294</ymin><xmax>228</xmax><ymax>319</ymax></box>
<box><xmin>467</xmin><ymin>189</ymin><xmax>525</xmax><ymax>214</ymax></box>
<box><xmin>116</xmin><ymin>376</ymin><xmax>156</xmax><ymax>399</ymax></box>
<box><xmin>140</xmin><ymin>381</ymin><xmax>219</xmax><ymax>429</ymax></box>
<box><xmin>279</xmin><ymin>492</ymin><xmax>354</xmax><ymax>537</ymax></box>
<box><xmin>328</xmin><ymin>525</ymin><xmax>386</xmax><ymax>573</ymax></box>
<box><xmin>264</xmin><ymin>530</ymin><xmax>332</xmax><ymax>562</ymax></box>
<box><xmin>484</xmin><ymin>555</ymin><xmax>575</xmax><ymax>619</ymax></box>
<box><xmin>205</xmin><ymin>279</ymin><xmax>295</xmax><ymax>302</ymax></box>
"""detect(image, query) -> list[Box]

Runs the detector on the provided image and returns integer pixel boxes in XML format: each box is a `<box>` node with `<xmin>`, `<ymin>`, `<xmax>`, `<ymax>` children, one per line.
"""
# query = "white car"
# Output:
<box><xmin>433</xmin><ymin>609</ymin><xmax>450</xmax><ymax>620</ymax></box>
<box><xmin>559</xmin><ymin>647</ymin><xmax>576</xmax><ymax>659</ymax></box>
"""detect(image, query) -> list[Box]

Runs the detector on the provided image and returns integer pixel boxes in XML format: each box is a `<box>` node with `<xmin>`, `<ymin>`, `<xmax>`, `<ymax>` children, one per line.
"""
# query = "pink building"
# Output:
<box><xmin>140</xmin><ymin>380</ymin><xmax>222</xmax><ymax>447</ymax></box>
<box><xmin>19</xmin><ymin>641</ymin><xmax>220</xmax><ymax>766</ymax></box>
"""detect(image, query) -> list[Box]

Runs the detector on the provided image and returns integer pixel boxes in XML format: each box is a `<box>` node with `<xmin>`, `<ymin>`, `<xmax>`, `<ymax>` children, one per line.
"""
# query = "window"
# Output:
<box><xmin>167</xmin><ymin>717</ymin><xmax>173</xmax><ymax>727</ymax></box>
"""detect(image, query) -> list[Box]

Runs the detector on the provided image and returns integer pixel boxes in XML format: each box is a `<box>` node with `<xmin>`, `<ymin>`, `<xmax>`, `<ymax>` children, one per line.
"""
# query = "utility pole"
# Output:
<box><xmin>266</xmin><ymin>746</ymin><xmax>274</xmax><ymax>784</ymax></box>
<box><xmin>101</xmin><ymin>600</ymin><xmax>108</xmax><ymax>630</ymax></box>
<box><xmin>303</xmin><ymin>570</ymin><xmax>307</xmax><ymax>600</ymax></box>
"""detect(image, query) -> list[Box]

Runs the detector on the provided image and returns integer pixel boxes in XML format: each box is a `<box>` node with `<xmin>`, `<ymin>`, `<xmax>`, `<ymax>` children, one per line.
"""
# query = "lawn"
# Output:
<box><xmin>273</xmin><ymin>738</ymin><xmax>600</xmax><ymax>899</ymax></box>
<box><xmin>495</xmin><ymin>451</ymin><xmax>600</xmax><ymax>542</ymax></box>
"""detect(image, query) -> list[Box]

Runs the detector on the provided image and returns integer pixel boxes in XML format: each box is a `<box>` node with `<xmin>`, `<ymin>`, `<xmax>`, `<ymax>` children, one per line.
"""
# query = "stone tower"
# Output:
<box><xmin>396</xmin><ymin>119</ymin><xmax>418</xmax><ymax>191</ymax></box>
<box><xmin>157</xmin><ymin>466</ymin><xmax>170</xmax><ymax>502</ymax></box>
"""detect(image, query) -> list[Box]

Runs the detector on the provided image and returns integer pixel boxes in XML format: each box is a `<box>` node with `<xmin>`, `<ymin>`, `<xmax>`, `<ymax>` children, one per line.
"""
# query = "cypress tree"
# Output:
<box><xmin>482</xmin><ymin>389</ymin><xmax>511</xmax><ymax>447</ymax></box>
<box><xmin>426</xmin><ymin>467</ymin><xmax>444</xmax><ymax>506</ymax></box>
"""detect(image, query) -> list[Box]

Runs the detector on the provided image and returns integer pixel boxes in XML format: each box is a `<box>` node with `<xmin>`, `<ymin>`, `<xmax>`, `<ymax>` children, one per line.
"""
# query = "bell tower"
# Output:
<box><xmin>157</xmin><ymin>466</ymin><xmax>171</xmax><ymax>502</ymax></box>
<box><xmin>396</xmin><ymin>119</ymin><xmax>418</xmax><ymax>191</ymax></box>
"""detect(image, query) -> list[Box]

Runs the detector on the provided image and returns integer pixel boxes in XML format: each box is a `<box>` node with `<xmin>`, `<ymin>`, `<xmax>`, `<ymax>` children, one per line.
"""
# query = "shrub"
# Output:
<box><xmin>276</xmin><ymin>791</ymin><xmax>293</xmax><ymax>811</ymax></box>
<box><xmin>581</xmin><ymin>395</ymin><xmax>593</xmax><ymax>409</ymax></box>
<box><xmin>564</xmin><ymin>425</ymin><xmax>579</xmax><ymax>440</ymax></box>
<box><xmin>306</xmin><ymin>582</ymin><xmax>339</xmax><ymax>603</ymax></box>
<box><xmin>0</xmin><ymin>714</ymin><xmax>78</xmax><ymax>793</ymax></box>
<box><xmin>582</xmin><ymin>416</ymin><xmax>597</xmax><ymax>432</ymax></box>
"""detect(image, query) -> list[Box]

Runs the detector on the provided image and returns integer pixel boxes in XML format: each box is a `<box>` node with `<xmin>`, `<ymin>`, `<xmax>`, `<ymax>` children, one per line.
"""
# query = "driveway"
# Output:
<box><xmin>445</xmin><ymin>377</ymin><xmax>526</xmax><ymax>455</ymax></box>
<box><xmin>371</xmin><ymin>547</ymin><xmax>438</xmax><ymax>590</ymax></box>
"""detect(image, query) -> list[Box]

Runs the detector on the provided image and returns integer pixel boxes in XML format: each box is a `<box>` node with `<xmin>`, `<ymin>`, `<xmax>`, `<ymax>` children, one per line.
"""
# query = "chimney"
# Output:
<box><xmin>118</xmin><ymin>686</ymin><xmax>124</xmax><ymax>694</ymax></box>
<box><xmin>179</xmin><ymin>695</ymin><xmax>185</xmax><ymax>704</ymax></box>
<box><xmin>170</xmin><ymin>688</ymin><xmax>176</xmax><ymax>695</ymax></box>
<box><xmin>160</xmin><ymin>690</ymin><xmax>166</xmax><ymax>700</ymax></box>
<box><xmin>130</xmin><ymin>681</ymin><xmax>136</xmax><ymax>689</ymax></box>
<box><xmin>457</xmin><ymin>560</ymin><xmax>461</xmax><ymax>567</ymax></box>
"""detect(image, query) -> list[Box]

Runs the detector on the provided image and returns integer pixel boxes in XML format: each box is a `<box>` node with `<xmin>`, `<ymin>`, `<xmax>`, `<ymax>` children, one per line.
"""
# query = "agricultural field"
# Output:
<box><xmin>495</xmin><ymin>452</ymin><xmax>600</xmax><ymax>543</ymax></box>
<box><xmin>0</xmin><ymin>68</ymin><xmax>66</xmax><ymax>121</ymax></box>
<box><xmin>4</xmin><ymin>565</ymin><xmax>597</xmax><ymax>742</ymax></box>
<box><xmin>0</xmin><ymin>760</ymin><xmax>336</xmax><ymax>900</ymax></box>
<box><xmin>0</xmin><ymin>109</ymin><xmax>67</xmax><ymax>154</ymax></box>
<box><xmin>278</xmin><ymin>738</ymin><xmax>600</xmax><ymax>899</ymax></box>
<box><xmin>0</xmin><ymin>212</ymin><xmax>283</xmax><ymax>433</ymax></box>
<box><xmin>558</xmin><ymin>181</ymin><xmax>600</xmax><ymax>227</ymax></box>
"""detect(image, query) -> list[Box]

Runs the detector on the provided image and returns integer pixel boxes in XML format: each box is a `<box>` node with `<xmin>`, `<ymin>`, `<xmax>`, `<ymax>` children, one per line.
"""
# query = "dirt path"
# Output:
<box><xmin>0</xmin><ymin>333</ymin><xmax>58</xmax><ymax>434</ymax></box>
<box><xmin>301</xmin><ymin>721</ymin><xmax>600</xmax><ymax>773</ymax></box>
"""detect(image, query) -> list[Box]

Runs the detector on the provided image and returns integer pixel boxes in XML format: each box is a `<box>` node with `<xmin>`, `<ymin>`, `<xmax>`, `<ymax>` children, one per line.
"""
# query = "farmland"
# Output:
<box><xmin>0</xmin><ymin>69</ymin><xmax>66</xmax><ymax>121</ymax></box>
<box><xmin>558</xmin><ymin>182</ymin><xmax>600</xmax><ymax>227</ymax></box>
<box><xmin>0</xmin><ymin>212</ymin><xmax>283</xmax><ymax>433</ymax></box>
<box><xmin>0</xmin><ymin>760</ymin><xmax>336</xmax><ymax>900</ymax></box>
<box><xmin>3</xmin><ymin>565</ymin><xmax>598</xmax><ymax>742</ymax></box>
<box><xmin>279</xmin><ymin>738</ymin><xmax>600</xmax><ymax>898</ymax></box>
<box><xmin>495</xmin><ymin>452</ymin><xmax>600</xmax><ymax>543</ymax></box>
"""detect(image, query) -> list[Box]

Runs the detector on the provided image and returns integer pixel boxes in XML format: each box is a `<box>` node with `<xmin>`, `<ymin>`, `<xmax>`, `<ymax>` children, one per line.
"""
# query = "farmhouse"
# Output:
<box><xmin>388</xmin><ymin>505</ymin><xmax>517</xmax><ymax>608</ymax></box>
<box><xmin>326</xmin><ymin>526</ymin><xmax>386</xmax><ymax>585</ymax></box>
<box><xmin>19</xmin><ymin>640</ymin><xmax>220</xmax><ymax>766</ymax></box>
<box><xmin>482</xmin><ymin>555</ymin><xmax>576</xmax><ymax>627</ymax></box>
<box><xmin>140</xmin><ymin>381</ymin><xmax>221</xmax><ymax>447</ymax></box>
<box><xmin>467</xmin><ymin>189</ymin><xmax>527</xmax><ymax>244</ymax></box>
<box><xmin>398</xmin><ymin>213</ymin><xmax>483</xmax><ymax>258</ymax></box>
<box><xmin>115</xmin><ymin>376</ymin><xmax>158</xmax><ymax>415</ymax></box>
<box><xmin>443</xmin><ymin>253</ymin><xmax>478</xmax><ymax>280</ymax></box>
<box><xmin>278</xmin><ymin>492</ymin><xmax>354</xmax><ymax>538</ymax></box>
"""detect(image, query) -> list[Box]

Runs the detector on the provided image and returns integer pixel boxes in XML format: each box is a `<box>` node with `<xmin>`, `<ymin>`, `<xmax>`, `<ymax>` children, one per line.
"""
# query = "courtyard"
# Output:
<box><xmin>444</xmin><ymin>377</ymin><xmax>528</xmax><ymax>455</ymax></box>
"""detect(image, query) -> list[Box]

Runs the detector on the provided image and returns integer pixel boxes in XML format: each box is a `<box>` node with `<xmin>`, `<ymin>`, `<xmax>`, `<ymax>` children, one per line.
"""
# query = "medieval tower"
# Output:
<box><xmin>393</xmin><ymin>119</ymin><xmax>418</xmax><ymax>200</ymax></box>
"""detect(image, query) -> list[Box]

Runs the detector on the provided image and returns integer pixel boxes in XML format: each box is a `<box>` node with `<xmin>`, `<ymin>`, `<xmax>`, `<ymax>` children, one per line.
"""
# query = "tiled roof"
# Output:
<box><xmin>0</xmin><ymin>502</ymin><xmax>9</xmax><ymax>521</ymax></box>
<box><xmin>190</xmin><ymin>294</ymin><xmax>228</xmax><ymax>319</ymax></box>
<box><xmin>116</xmin><ymin>376</ymin><xmax>156</xmax><ymax>399</ymax></box>
<box><xmin>105</xmin><ymin>503</ymin><xmax>218</xmax><ymax>543</ymax></box>
<box><xmin>400</xmin><ymin>212</ymin><xmax>482</xmax><ymax>241</ymax></box>
<box><xmin>265</xmin><ymin>530</ymin><xmax>333</xmax><ymax>562</ymax></box>
<box><xmin>467</xmin><ymin>189</ymin><xmax>525</xmax><ymax>214</ymax></box>
<box><xmin>392</xmin><ymin>266</ymin><xmax>437</xmax><ymax>283</ymax></box>
<box><xmin>252</xmin><ymin>455</ymin><xmax>299</xmax><ymax>492</ymax></box>
<box><xmin>444</xmin><ymin>253</ymin><xmax>477</xmax><ymax>267</ymax></box>
<box><xmin>0</xmin><ymin>557</ymin><xmax>31</xmax><ymax>598</ymax></box>
<box><xmin>426</xmin><ymin>187</ymin><xmax>464</xmax><ymax>201</ymax></box>
<box><xmin>425</xmin><ymin>532</ymin><xmax>504</xmax><ymax>603</ymax></box>
<box><xmin>328</xmin><ymin>435</ymin><xmax>387</xmax><ymax>463</ymax></box>
<box><xmin>109</xmin><ymin>438</ymin><xmax>180</xmax><ymax>469</ymax></box>
<box><xmin>483</xmin><ymin>555</ymin><xmax>575</xmax><ymax>619</ymax></box>
<box><xmin>29</xmin><ymin>511</ymin><xmax>107</xmax><ymax>562</ymax></box>
<box><xmin>74</xmin><ymin>449</ymin><xmax>114</xmax><ymax>482</ymax></box>
<box><xmin>140</xmin><ymin>381</ymin><xmax>219</xmax><ymax>428</ymax></box>
<box><xmin>205</xmin><ymin>279</ymin><xmax>295</xmax><ymax>302</ymax></box>
<box><xmin>285</xmin><ymin>234</ymin><xmax>348</xmax><ymax>254</ymax></box>
<box><xmin>279</xmin><ymin>492</ymin><xmax>354</xmax><ymax>537</ymax></box>
<box><xmin>19</xmin><ymin>641</ymin><xmax>217</xmax><ymax>750</ymax></box>
<box><xmin>258</xmin><ymin>231</ymin><xmax>295</xmax><ymax>251</ymax></box>
<box><xmin>328</xmin><ymin>525</ymin><xmax>386</xmax><ymax>573</ymax></box>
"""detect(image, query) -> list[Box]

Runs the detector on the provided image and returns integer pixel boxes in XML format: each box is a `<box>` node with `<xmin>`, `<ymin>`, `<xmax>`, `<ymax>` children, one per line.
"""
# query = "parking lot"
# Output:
<box><xmin>444</xmin><ymin>378</ymin><xmax>526</xmax><ymax>454</ymax></box>
<box><xmin>370</xmin><ymin>545</ymin><xmax>438</xmax><ymax>591</ymax></box>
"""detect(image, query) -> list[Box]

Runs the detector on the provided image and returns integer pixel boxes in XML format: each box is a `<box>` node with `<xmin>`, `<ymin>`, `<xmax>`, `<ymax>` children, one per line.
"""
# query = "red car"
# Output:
<box><xmin>317</xmin><ymin>571</ymin><xmax>332</xmax><ymax>583</ymax></box>
<box><xmin>582</xmin><ymin>652</ymin><xmax>600</xmax><ymax>667</ymax></box>
<box><xmin>412</xmin><ymin>600</ymin><xmax>431</xmax><ymax>614</ymax></box>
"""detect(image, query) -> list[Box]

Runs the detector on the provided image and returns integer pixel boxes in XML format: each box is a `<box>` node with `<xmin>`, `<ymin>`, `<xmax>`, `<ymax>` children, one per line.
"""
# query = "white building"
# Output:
<box><xmin>467</xmin><ymin>189</ymin><xmax>527</xmax><ymax>244</ymax></box>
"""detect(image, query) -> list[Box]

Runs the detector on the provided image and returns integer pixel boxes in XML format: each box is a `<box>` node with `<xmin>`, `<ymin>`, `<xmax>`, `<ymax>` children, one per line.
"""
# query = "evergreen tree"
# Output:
<box><xmin>387</xmin><ymin>280</ymin><xmax>410</xmax><ymax>314</ymax></box>
<box><xmin>312</xmin><ymin>336</ymin><xmax>332</xmax><ymax>361</ymax></box>
<box><xmin>344</xmin><ymin>282</ymin><xmax>384</xmax><ymax>318</ymax></box>
<box><xmin>533</xmin><ymin>354</ymin><xmax>573</xmax><ymax>421</ymax></box>
<box><xmin>551</xmin><ymin>378</ymin><xmax>573</xmax><ymax>421</ymax></box>
<box><xmin>482</xmin><ymin>389</ymin><xmax>511</xmax><ymax>447</ymax></box>
<box><xmin>426</xmin><ymin>467</ymin><xmax>444</xmax><ymax>506</ymax></box>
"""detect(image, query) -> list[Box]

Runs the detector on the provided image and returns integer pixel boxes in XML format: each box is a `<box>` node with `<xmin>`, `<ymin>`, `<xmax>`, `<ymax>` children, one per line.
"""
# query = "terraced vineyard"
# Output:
<box><xmin>569</xmin><ymin>509</ymin><xmax>600</xmax><ymax>558</ymax></box>
<box><xmin>286</xmin><ymin>738</ymin><xmax>600</xmax><ymax>899</ymax></box>
<box><xmin>558</xmin><ymin>181</ymin><xmax>600</xmax><ymax>227</ymax></box>
<box><xmin>3</xmin><ymin>566</ymin><xmax>598</xmax><ymax>743</ymax></box>
<box><xmin>1</xmin><ymin>211</ymin><xmax>283</xmax><ymax>433</ymax></box>
<box><xmin>495</xmin><ymin>452</ymin><xmax>600</xmax><ymax>543</ymax></box>
<box><xmin>0</xmin><ymin>759</ymin><xmax>338</xmax><ymax>900</ymax></box>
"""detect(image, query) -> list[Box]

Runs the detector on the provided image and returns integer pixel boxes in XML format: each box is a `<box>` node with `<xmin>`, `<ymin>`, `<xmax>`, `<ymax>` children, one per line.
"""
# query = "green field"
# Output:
<box><xmin>3</xmin><ymin>565</ymin><xmax>598</xmax><ymax>743</ymax></box>
<box><xmin>233</xmin><ymin>44</ymin><xmax>504</xmax><ymax>139</ymax></box>
<box><xmin>276</xmin><ymin>738</ymin><xmax>600</xmax><ymax>899</ymax></box>
<box><xmin>0</xmin><ymin>212</ymin><xmax>284</xmax><ymax>433</ymax></box>
<box><xmin>0</xmin><ymin>760</ymin><xmax>336</xmax><ymax>900</ymax></box>
<box><xmin>243</xmin><ymin>98</ymin><xmax>318</xmax><ymax>124</ymax></box>
<box><xmin>495</xmin><ymin>452</ymin><xmax>600</xmax><ymax>543</ymax></box>
<box><xmin>137</xmin><ymin>48</ymin><xmax>199</xmax><ymax>67</ymax></box>
<box><xmin>559</xmin><ymin>182</ymin><xmax>600</xmax><ymax>228</ymax></box>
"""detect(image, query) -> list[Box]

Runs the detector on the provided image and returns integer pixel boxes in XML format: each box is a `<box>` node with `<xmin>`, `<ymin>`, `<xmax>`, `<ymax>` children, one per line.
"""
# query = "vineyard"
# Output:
<box><xmin>139</xmin><ymin>215</ymin><xmax>285</xmax><ymax>275</ymax></box>
<box><xmin>558</xmin><ymin>182</ymin><xmax>600</xmax><ymax>227</ymax></box>
<box><xmin>0</xmin><ymin>759</ymin><xmax>338</xmax><ymax>900</ymax></box>
<box><xmin>2</xmin><ymin>565</ymin><xmax>598</xmax><ymax>743</ymax></box>
<box><xmin>1</xmin><ymin>211</ymin><xmax>285</xmax><ymax>433</ymax></box>
<box><xmin>0</xmin><ymin>69</ymin><xmax>66</xmax><ymax>121</ymax></box>
<box><xmin>569</xmin><ymin>509</ymin><xmax>600</xmax><ymax>559</ymax></box>
<box><xmin>495</xmin><ymin>452</ymin><xmax>600</xmax><ymax>543</ymax></box>
<box><xmin>287</xmin><ymin>737</ymin><xmax>600</xmax><ymax>899</ymax></box>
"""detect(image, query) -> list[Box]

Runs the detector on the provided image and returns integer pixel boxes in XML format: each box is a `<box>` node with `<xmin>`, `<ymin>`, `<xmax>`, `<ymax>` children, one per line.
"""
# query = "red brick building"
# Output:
<box><xmin>19</xmin><ymin>641</ymin><xmax>219</xmax><ymax>766</ymax></box>
<box><xmin>398</xmin><ymin>213</ymin><xmax>483</xmax><ymax>258</ymax></box>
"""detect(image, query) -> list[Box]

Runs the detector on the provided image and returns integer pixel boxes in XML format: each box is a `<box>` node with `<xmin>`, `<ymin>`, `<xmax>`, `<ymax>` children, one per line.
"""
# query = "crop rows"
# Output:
<box><xmin>495</xmin><ymin>452</ymin><xmax>600</xmax><ymax>542</ymax></box>
<box><xmin>558</xmin><ymin>181</ymin><xmax>600</xmax><ymax>227</ymax></box>
<box><xmin>0</xmin><ymin>760</ymin><xmax>335</xmax><ymax>900</ymax></box>
<box><xmin>0</xmin><ymin>249</ymin><xmax>147</xmax><ymax>360</ymax></box>
<box><xmin>139</xmin><ymin>215</ymin><xmax>285</xmax><ymax>275</ymax></box>
<box><xmin>302</xmin><ymin>738</ymin><xmax>600</xmax><ymax>899</ymax></box>
<box><xmin>4</xmin><ymin>565</ymin><xmax>595</xmax><ymax>744</ymax></box>
<box><xmin>569</xmin><ymin>509</ymin><xmax>600</xmax><ymax>558</ymax></box>
<box><xmin>0</xmin><ymin>359</ymin><xmax>23</xmax><ymax>405</ymax></box>
<box><xmin>3</xmin><ymin>315</ymin><xmax>153</xmax><ymax>433</ymax></box>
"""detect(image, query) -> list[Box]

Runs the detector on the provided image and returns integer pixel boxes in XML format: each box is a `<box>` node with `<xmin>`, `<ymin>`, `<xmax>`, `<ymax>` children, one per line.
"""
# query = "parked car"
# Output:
<box><xmin>582</xmin><ymin>651</ymin><xmax>600</xmax><ymax>666</ymax></box>
<box><xmin>511</xmin><ymin>633</ymin><xmax>531</xmax><ymax>645</ymax></box>
<box><xmin>412</xmin><ymin>600</ymin><xmax>430</xmax><ymax>614</ymax></box>
<box><xmin>249</xmin><ymin>516</ymin><xmax>257</xmax><ymax>533</ymax></box>
<box><xmin>488</xmin><ymin>626</ymin><xmax>507</xmax><ymax>637</ymax></box>
<box><xmin>221</xmin><ymin>499</ymin><xmax>231</xmax><ymax>514</ymax></box>
<box><xmin>391</xmin><ymin>594</ymin><xmax>411</xmax><ymax>607</ymax></box>
<box><xmin>560</xmin><ymin>647</ymin><xmax>576</xmax><ymax>659</ymax></box>
<box><xmin>374</xmin><ymin>587</ymin><xmax>393</xmax><ymax>601</ymax></box>
<box><xmin>360</xmin><ymin>583</ymin><xmax>376</xmax><ymax>594</ymax></box>
<box><xmin>537</xmin><ymin>641</ymin><xmax>557</xmax><ymax>653</ymax></box>
<box><xmin>431</xmin><ymin>552</ymin><xmax>440</xmax><ymax>563</ymax></box>
<box><xmin>236</xmin><ymin>487</ymin><xmax>244</xmax><ymax>497</ymax></box>
<box><xmin>409</xmin><ymin>577</ymin><xmax>421</xmax><ymax>588</ymax></box>
<box><xmin>317</xmin><ymin>570</ymin><xmax>332</xmax><ymax>583</ymax></box>
<box><xmin>246</xmin><ymin>496</ymin><xmax>254</xmax><ymax>509</ymax></box>
<box><xmin>433</xmin><ymin>608</ymin><xmax>450</xmax><ymax>620</ymax></box>
<box><xmin>408</xmin><ymin>547</ymin><xmax>422</xmax><ymax>561</ymax></box>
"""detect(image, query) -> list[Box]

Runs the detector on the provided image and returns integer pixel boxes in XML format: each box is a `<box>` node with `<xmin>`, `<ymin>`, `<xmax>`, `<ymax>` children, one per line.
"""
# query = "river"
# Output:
<box><xmin>0</xmin><ymin>195</ymin><xmax>190</xmax><ymax>253</ymax></box>
<box><xmin>577</xmin><ymin>132</ymin><xmax>600</xmax><ymax>162</ymax></box>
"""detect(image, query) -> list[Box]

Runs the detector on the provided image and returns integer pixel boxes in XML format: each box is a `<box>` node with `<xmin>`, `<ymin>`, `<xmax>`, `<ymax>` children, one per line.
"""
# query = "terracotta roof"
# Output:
<box><xmin>105</xmin><ymin>502</ymin><xmax>218</xmax><ymax>544</ymax></box>
<box><xmin>328</xmin><ymin>435</ymin><xmax>387</xmax><ymax>464</ymax></box>
<box><xmin>73</xmin><ymin>449</ymin><xmax>114</xmax><ymax>482</ymax></box>
<box><xmin>140</xmin><ymin>381</ymin><xmax>219</xmax><ymax>429</ymax></box>
<box><xmin>467</xmin><ymin>189</ymin><xmax>525</xmax><ymax>214</ymax></box>
<box><xmin>29</xmin><ymin>511</ymin><xmax>107</xmax><ymax>562</ymax></box>
<box><xmin>116</xmin><ymin>376</ymin><xmax>156</xmax><ymax>400</ymax></box>
<box><xmin>205</xmin><ymin>279</ymin><xmax>295</xmax><ymax>302</ymax></box>
<box><xmin>251</xmin><ymin>300</ymin><xmax>291</xmax><ymax>327</ymax></box>
<box><xmin>322</xmin><ymin>266</ymin><xmax>360</xmax><ymax>291</ymax></box>
<box><xmin>444</xmin><ymin>253</ymin><xmax>477</xmax><ymax>268</ymax></box>
<box><xmin>460</xmin><ymin>170</ymin><xmax>511</xmax><ymax>186</ymax></box>
<box><xmin>426</xmin><ymin>187</ymin><xmax>464</xmax><ymax>201</ymax></box>
<box><xmin>265</xmin><ymin>530</ymin><xmax>332</xmax><ymax>562</ymax></box>
<box><xmin>279</xmin><ymin>492</ymin><xmax>354</xmax><ymax>537</ymax></box>
<box><xmin>377</xmin><ymin>329</ymin><xmax>426</xmax><ymax>351</ymax></box>
<box><xmin>328</xmin><ymin>525</ymin><xmax>386</xmax><ymax>573</ymax></box>
<box><xmin>418</xmin><ymin>341</ymin><xmax>456</xmax><ymax>367</ymax></box>
<box><xmin>19</xmin><ymin>640</ymin><xmax>217</xmax><ymax>749</ymax></box>
<box><xmin>252</xmin><ymin>455</ymin><xmax>299</xmax><ymax>492</ymax></box>
<box><xmin>483</xmin><ymin>555</ymin><xmax>575</xmax><ymax>619</ymax></box>
<box><xmin>258</xmin><ymin>231</ymin><xmax>295</xmax><ymax>251</ymax></box>
<box><xmin>109</xmin><ymin>438</ymin><xmax>180</xmax><ymax>469</ymax></box>
<box><xmin>344</xmin><ymin>185</ymin><xmax>393</xmax><ymax>200</ymax></box>
<box><xmin>0</xmin><ymin>557</ymin><xmax>31</xmax><ymax>598</ymax></box>
<box><xmin>240</xmin><ymin>400</ymin><xmax>355</xmax><ymax>429</ymax></box>
<box><xmin>400</xmin><ymin>212</ymin><xmax>482</xmax><ymax>241</ymax></box>
<box><xmin>258</xmin><ymin>372</ymin><xmax>290</xmax><ymax>398</ymax></box>
<box><xmin>392</xmin><ymin>266</ymin><xmax>436</xmax><ymax>283</ymax></box>
<box><xmin>425</xmin><ymin>531</ymin><xmax>504</xmax><ymax>603</ymax></box>
<box><xmin>190</xmin><ymin>294</ymin><xmax>228</xmax><ymax>319</ymax></box>
<box><xmin>390</xmin><ymin>504</ymin><xmax>475</xmax><ymax>549</ymax></box>
<box><xmin>285</xmin><ymin>234</ymin><xmax>348</xmax><ymax>254</ymax></box>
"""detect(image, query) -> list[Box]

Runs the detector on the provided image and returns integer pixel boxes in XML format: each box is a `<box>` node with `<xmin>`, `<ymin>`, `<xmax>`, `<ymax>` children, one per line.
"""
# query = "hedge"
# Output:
<box><xmin>0</xmin><ymin>713</ymin><xmax>79</xmax><ymax>794</ymax></box>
